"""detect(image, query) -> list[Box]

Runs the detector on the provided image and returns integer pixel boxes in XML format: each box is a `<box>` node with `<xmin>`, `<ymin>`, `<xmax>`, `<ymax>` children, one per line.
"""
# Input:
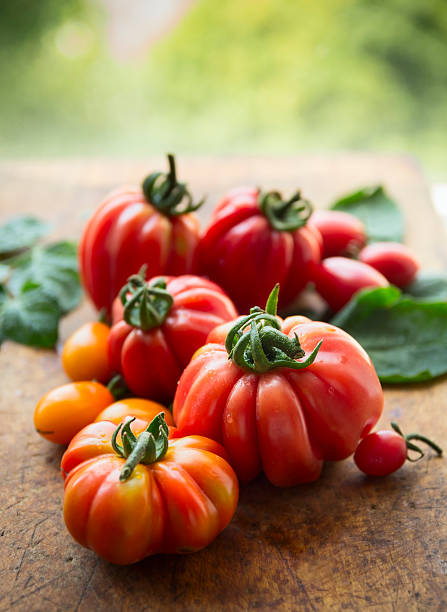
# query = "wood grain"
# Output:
<box><xmin>1</xmin><ymin>155</ymin><xmax>446</xmax><ymax>611</ymax></box>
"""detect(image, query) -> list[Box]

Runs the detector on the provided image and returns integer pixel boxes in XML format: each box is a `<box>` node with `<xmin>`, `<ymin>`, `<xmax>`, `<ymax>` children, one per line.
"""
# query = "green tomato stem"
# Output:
<box><xmin>258</xmin><ymin>190</ymin><xmax>313</xmax><ymax>232</ymax></box>
<box><xmin>226</xmin><ymin>285</ymin><xmax>322</xmax><ymax>373</ymax></box>
<box><xmin>391</xmin><ymin>422</ymin><xmax>443</xmax><ymax>462</ymax></box>
<box><xmin>141</xmin><ymin>153</ymin><xmax>205</xmax><ymax>217</ymax></box>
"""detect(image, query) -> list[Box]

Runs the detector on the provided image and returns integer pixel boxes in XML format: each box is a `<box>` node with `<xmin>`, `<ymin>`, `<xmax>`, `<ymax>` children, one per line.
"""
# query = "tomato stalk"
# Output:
<box><xmin>142</xmin><ymin>153</ymin><xmax>204</xmax><ymax>216</ymax></box>
<box><xmin>119</xmin><ymin>266</ymin><xmax>174</xmax><ymax>330</ymax></box>
<box><xmin>391</xmin><ymin>422</ymin><xmax>443</xmax><ymax>462</ymax></box>
<box><xmin>111</xmin><ymin>414</ymin><xmax>169</xmax><ymax>481</ymax></box>
<box><xmin>258</xmin><ymin>189</ymin><xmax>313</xmax><ymax>231</ymax></box>
<box><xmin>225</xmin><ymin>284</ymin><xmax>322</xmax><ymax>373</ymax></box>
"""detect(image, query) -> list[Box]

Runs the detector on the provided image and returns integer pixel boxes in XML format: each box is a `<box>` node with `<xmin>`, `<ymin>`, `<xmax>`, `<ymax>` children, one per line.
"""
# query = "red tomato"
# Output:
<box><xmin>108</xmin><ymin>272</ymin><xmax>237</xmax><ymax>403</ymax></box>
<box><xmin>79</xmin><ymin>155</ymin><xmax>203</xmax><ymax>314</ymax></box>
<box><xmin>354</xmin><ymin>423</ymin><xmax>442</xmax><ymax>476</ymax></box>
<box><xmin>354</xmin><ymin>431</ymin><xmax>407</xmax><ymax>476</ymax></box>
<box><xmin>173</xmin><ymin>287</ymin><xmax>383</xmax><ymax>487</ymax></box>
<box><xmin>310</xmin><ymin>210</ymin><xmax>366</xmax><ymax>257</ymax></box>
<box><xmin>359</xmin><ymin>242</ymin><xmax>420</xmax><ymax>288</ymax></box>
<box><xmin>313</xmin><ymin>256</ymin><xmax>389</xmax><ymax>312</ymax></box>
<box><xmin>62</xmin><ymin>414</ymin><xmax>238</xmax><ymax>564</ymax></box>
<box><xmin>62</xmin><ymin>321</ymin><xmax>112</xmax><ymax>383</ymax></box>
<box><xmin>198</xmin><ymin>187</ymin><xmax>322</xmax><ymax>312</ymax></box>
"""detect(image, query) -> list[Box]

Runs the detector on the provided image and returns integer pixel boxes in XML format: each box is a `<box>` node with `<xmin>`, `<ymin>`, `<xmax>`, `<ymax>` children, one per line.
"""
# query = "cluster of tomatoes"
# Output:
<box><xmin>34</xmin><ymin>155</ymin><xmax>441</xmax><ymax>565</ymax></box>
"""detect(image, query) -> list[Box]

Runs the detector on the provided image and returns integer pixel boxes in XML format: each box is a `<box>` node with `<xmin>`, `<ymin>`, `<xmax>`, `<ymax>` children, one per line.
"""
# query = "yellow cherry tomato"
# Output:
<box><xmin>95</xmin><ymin>397</ymin><xmax>174</xmax><ymax>427</ymax></box>
<box><xmin>62</xmin><ymin>322</ymin><xmax>111</xmax><ymax>383</ymax></box>
<box><xmin>34</xmin><ymin>381</ymin><xmax>114</xmax><ymax>445</ymax></box>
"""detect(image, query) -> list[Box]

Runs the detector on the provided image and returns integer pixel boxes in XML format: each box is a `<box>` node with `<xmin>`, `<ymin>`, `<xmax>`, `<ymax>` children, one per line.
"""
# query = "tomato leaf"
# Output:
<box><xmin>0</xmin><ymin>216</ymin><xmax>51</xmax><ymax>256</ymax></box>
<box><xmin>331</xmin><ymin>286</ymin><xmax>447</xmax><ymax>383</ymax></box>
<box><xmin>331</xmin><ymin>185</ymin><xmax>404</xmax><ymax>243</ymax></box>
<box><xmin>0</xmin><ymin>285</ymin><xmax>61</xmax><ymax>348</ymax></box>
<box><xmin>7</xmin><ymin>241</ymin><xmax>81</xmax><ymax>313</ymax></box>
<box><xmin>404</xmin><ymin>272</ymin><xmax>447</xmax><ymax>302</ymax></box>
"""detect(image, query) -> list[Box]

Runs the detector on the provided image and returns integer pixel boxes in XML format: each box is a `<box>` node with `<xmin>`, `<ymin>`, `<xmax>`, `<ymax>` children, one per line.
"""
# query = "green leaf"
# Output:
<box><xmin>7</xmin><ymin>241</ymin><xmax>81</xmax><ymax>313</ymax></box>
<box><xmin>404</xmin><ymin>272</ymin><xmax>447</xmax><ymax>302</ymax></box>
<box><xmin>0</xmin><ymin>216</ymin><xmax>51</xmax><ymax>256</ymax></box>
<box><xmin>331</xmin><ymin>286</ymin><xmax>447</xmax><ymax>383</ymax></box>
<box><xmin>0</xmin><ymin>285</ymin><xmax>61</xmax><ymax>348</ymax></box>
<box><xmin>331</xmin><ymin>185</ymin><xmax>404</xmax><ymax>243</ymax></box>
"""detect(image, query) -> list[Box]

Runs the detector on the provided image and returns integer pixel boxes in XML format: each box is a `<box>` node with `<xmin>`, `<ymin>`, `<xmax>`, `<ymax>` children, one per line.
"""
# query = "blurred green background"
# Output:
<box><xmin>1</xmin><ymin>0</ymin><xmax>446</xmax><ymax>177</ymax></box>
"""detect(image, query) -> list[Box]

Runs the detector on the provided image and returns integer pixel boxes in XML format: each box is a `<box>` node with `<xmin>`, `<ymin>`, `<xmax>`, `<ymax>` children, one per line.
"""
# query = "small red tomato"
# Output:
<box><xmin>313</xmin><ymin>256</ymin><xmax>389</xmax><ymax>312</ymax></box>
<box><xmin>62</xmin><ymin>321</ymin><xmax>112</xmax><ymax>383</ymax></box>
<box><xmin>354</xmin><ymin>431</ymin><xmax>407</xmax><ymax>476</ymax></box>
<box><xmin>310</xmin><ymin>210</ymin><xmax>366</xmax><ymax>257</ymax></box>
<box><xmin>359</xmin><ymin>242</ymin><xmax>420</xmax><ymax>288</ymax></box>
<box><xmin>354</xmin><ymin>422</ymin><xmax>442</xmax><ymax>476</ymax></box>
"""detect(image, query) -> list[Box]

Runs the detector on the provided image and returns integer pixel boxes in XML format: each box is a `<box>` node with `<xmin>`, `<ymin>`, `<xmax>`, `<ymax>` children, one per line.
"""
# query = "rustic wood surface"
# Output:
<box><xmin>1</xmin><ymin>155</ymin><xmax>446</xmax><ymax>612</ymax></box>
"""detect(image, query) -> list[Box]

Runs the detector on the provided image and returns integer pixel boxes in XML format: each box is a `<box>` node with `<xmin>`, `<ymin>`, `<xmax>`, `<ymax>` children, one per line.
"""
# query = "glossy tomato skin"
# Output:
<box><xmin>108</xmin><ymin>275</ymin><xmax>238</xmax><ymax>403</ymax></box>
<box><xmin>94</xmin><ymin>398</ymin><xmax>173</xmax><ymax>427</ymax></box>
<box><xmin>198</xmin><ymin>187</ymin><xmax>322</xmax><ymax>312</ymax></box>
<box><xmin>311</xmin><ymin>210</ymin><xmax>366</xmax><ymax>257</ymax></box>
<box><xmin>62</xmin><ymin>322</ymin><xmax>112</xmax><ymax>383</ymax></box>
<box><xmin>359</xmin><ymin>242</ymin><xmax>420</xmax><ymax>288</ymax></box>
<box><xmin>173</xmin><ymin>316</ymin><xmax>383</xmax><ymax>487</ymax></box>
<box><xmin>354</xmin><ymin>431</ymin><xmax>407</xmax><ymax>476</ymax></box>
<box><xmin>34</xmin><ymin>382</ymin><xmax>113</xmax><ymax>445</ymax></box>
<box><xmin>62</xmin><ymin>433</ymin><xmax>238</xmax><ymax>564</ymax></box>
<box><xmin>313</xmin><ymin>256</ymin><xmax>389</xmax><ymax>312</ymax></box>
<box><xmin>79</xmin><ymin>187</ymin><xmax>200</xmax><ymax>314</ymax></box>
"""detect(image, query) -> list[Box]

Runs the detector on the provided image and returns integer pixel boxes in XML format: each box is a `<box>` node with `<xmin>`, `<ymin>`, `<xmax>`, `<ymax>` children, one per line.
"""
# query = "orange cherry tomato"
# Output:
<box><xmin>62</xmin><ymin>322</ymin><xmax>112</xmax><ymax>383</ymax></box>
<box><xmin>62</xmin><ymin>415</ymin><xmax>238</xmax><ymax>564</ymax></box>
<box><xmin>95</xmin><ymin>398</ymin><xmax>174</xmax><ymax>426</ymax></box>
<box><xmin>34</xmin><ymin>382</ymin><xmax>114</xmax><ymax>445</ymax></box>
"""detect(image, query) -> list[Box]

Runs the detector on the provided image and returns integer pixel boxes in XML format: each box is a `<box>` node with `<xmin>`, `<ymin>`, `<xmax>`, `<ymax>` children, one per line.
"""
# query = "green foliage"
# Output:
<box><xmin>404</xmin><ymin>272</ymin><xmax>447</xmax><ymax>302</ymax></box>
<box><xmin>0</xmin><ymin>217</ymin><xmax>51</xmax><ymax>256</ymax></box>
<box><xmin>331</xmin><ymin>185</ymin><xmax>404</xmax><ymax>242</ymax></box>
<box><xmin>0</xmin><ymin>216</ymin><xmax>81</xmax><ymax>348</ymax></box>
<box><xmin>331</xmin><ymin>286</ymin><xmax>447</xmax><ymax>383</ymax></box>
<box><xmin>0</xmin><ymin>0</ymin><xmax>446</xmax><ymax>172</ymax></box>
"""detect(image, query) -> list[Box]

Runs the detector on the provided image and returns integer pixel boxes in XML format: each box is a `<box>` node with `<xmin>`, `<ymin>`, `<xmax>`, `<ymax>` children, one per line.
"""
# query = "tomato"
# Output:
<box><xmin>198</xmin><ymin>187</ymin><xmax>322</xmax><ymax>313</ymax></box>
<box><xmin>312</xmin><ymin>256</ymin><xmax>389</xmax><ymax>312</ymax></box>
<box><xmin>310</xmin><ymin>210</ymin><xmax>366</xmax><ymax>257</ymax></box>
<box><xmin>108</xmin><ymin>272</ymin><xmax>237</xmax><ymax>403</ymax></box>
<box><xmin>62</xmin><ymin>414</ymin><xmax>239</xmax><ymax>564</ymax></box>
<box><xmin>34</xmin><ymin>382</ymin><xmax>113</xmax><ymax>445</ymax></box>
<box><xmin>62</xmin><ymin>321</ymin><xmax>112</xmax><ymax>383</ymax></box>
<box><xmin>359</xmin><ymin>242</ymin><xmax>420</xmax><ymax>288</ymax></box>
<box><xmin>95</xmin><ymin>397</ymin><xmax>173</xmax><ymax>426</ymax></box>
<box><xmin>173</xmin><ymin>286</ymin><xmax>383</xmax><ymax>487</ymax></box>
<box><xmin>354</xmin><ymin>423</ymin><xmax>442</xmax><ymax>476</ymax></box>
<box><xmin>79</xmin><ymin>154</ymin><xmax>203</xmax><ymax>314</ymax></box>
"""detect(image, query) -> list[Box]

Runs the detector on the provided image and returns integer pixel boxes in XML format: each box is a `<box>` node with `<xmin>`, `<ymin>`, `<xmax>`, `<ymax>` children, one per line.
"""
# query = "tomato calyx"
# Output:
<box><xmin>258</xmin><ymin>189</ymin><xmax>313</xmax><ymax>232</ymax></box>
<box><xmin>225</xmin><ymin>284</ymin><xmax>322</xmax><ymax>373</ymax></box>
<box><xmin>391</xmin><ymin>422</ymin><xmax>443</xmax><ymax>462</ymax></box>
<box><xmin>112</xmin><ymin>414</ymin><xmax>169</xmax><ymax>481</ymax></box>
<box><xmin>107</xmin><ymin>374</ymin><xmax>132</xmax><ymax>401</ymax></box>
<box><xmin>119</xmin><ymin>266</ymin><xmax>174</xmax><ymax>331</ymax></box>
<box><xmin>142</xmin><ymin>153</ymin><xmax>205</xmax><ymax>217</ymax></box>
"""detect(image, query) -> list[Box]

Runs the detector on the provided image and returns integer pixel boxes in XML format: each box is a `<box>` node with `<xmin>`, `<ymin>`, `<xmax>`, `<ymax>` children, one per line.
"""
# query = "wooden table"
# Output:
<box><xmin>1</xmin><ymin>155</ymin><xmax>446</xmax><ymax>611</ymax></box>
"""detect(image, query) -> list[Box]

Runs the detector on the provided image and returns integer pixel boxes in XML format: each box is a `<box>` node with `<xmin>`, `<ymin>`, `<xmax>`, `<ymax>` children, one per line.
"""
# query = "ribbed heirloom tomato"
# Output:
<box><xmin>62</xmin><ymin>414</ymin><xmax>239</xmax><ymax>564</ymax></box>
<box><xmin>199</xmin><ymin>187</ymin><xmax>322</xmax><ymax>312</ymax></box>
<box><xmin>174</xmin><ymin>286</ymin><xmax>383</xmax><ymax>486</ymax></box>
<box><xmin>108</xmin><ymin>271</ymin><xmax>238</xmax><ymax>403</ymax></box>
<box><xmin>79</xmin><ymin>154</ymin><xmax>203</xmax><ymax>314</ymax></box>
